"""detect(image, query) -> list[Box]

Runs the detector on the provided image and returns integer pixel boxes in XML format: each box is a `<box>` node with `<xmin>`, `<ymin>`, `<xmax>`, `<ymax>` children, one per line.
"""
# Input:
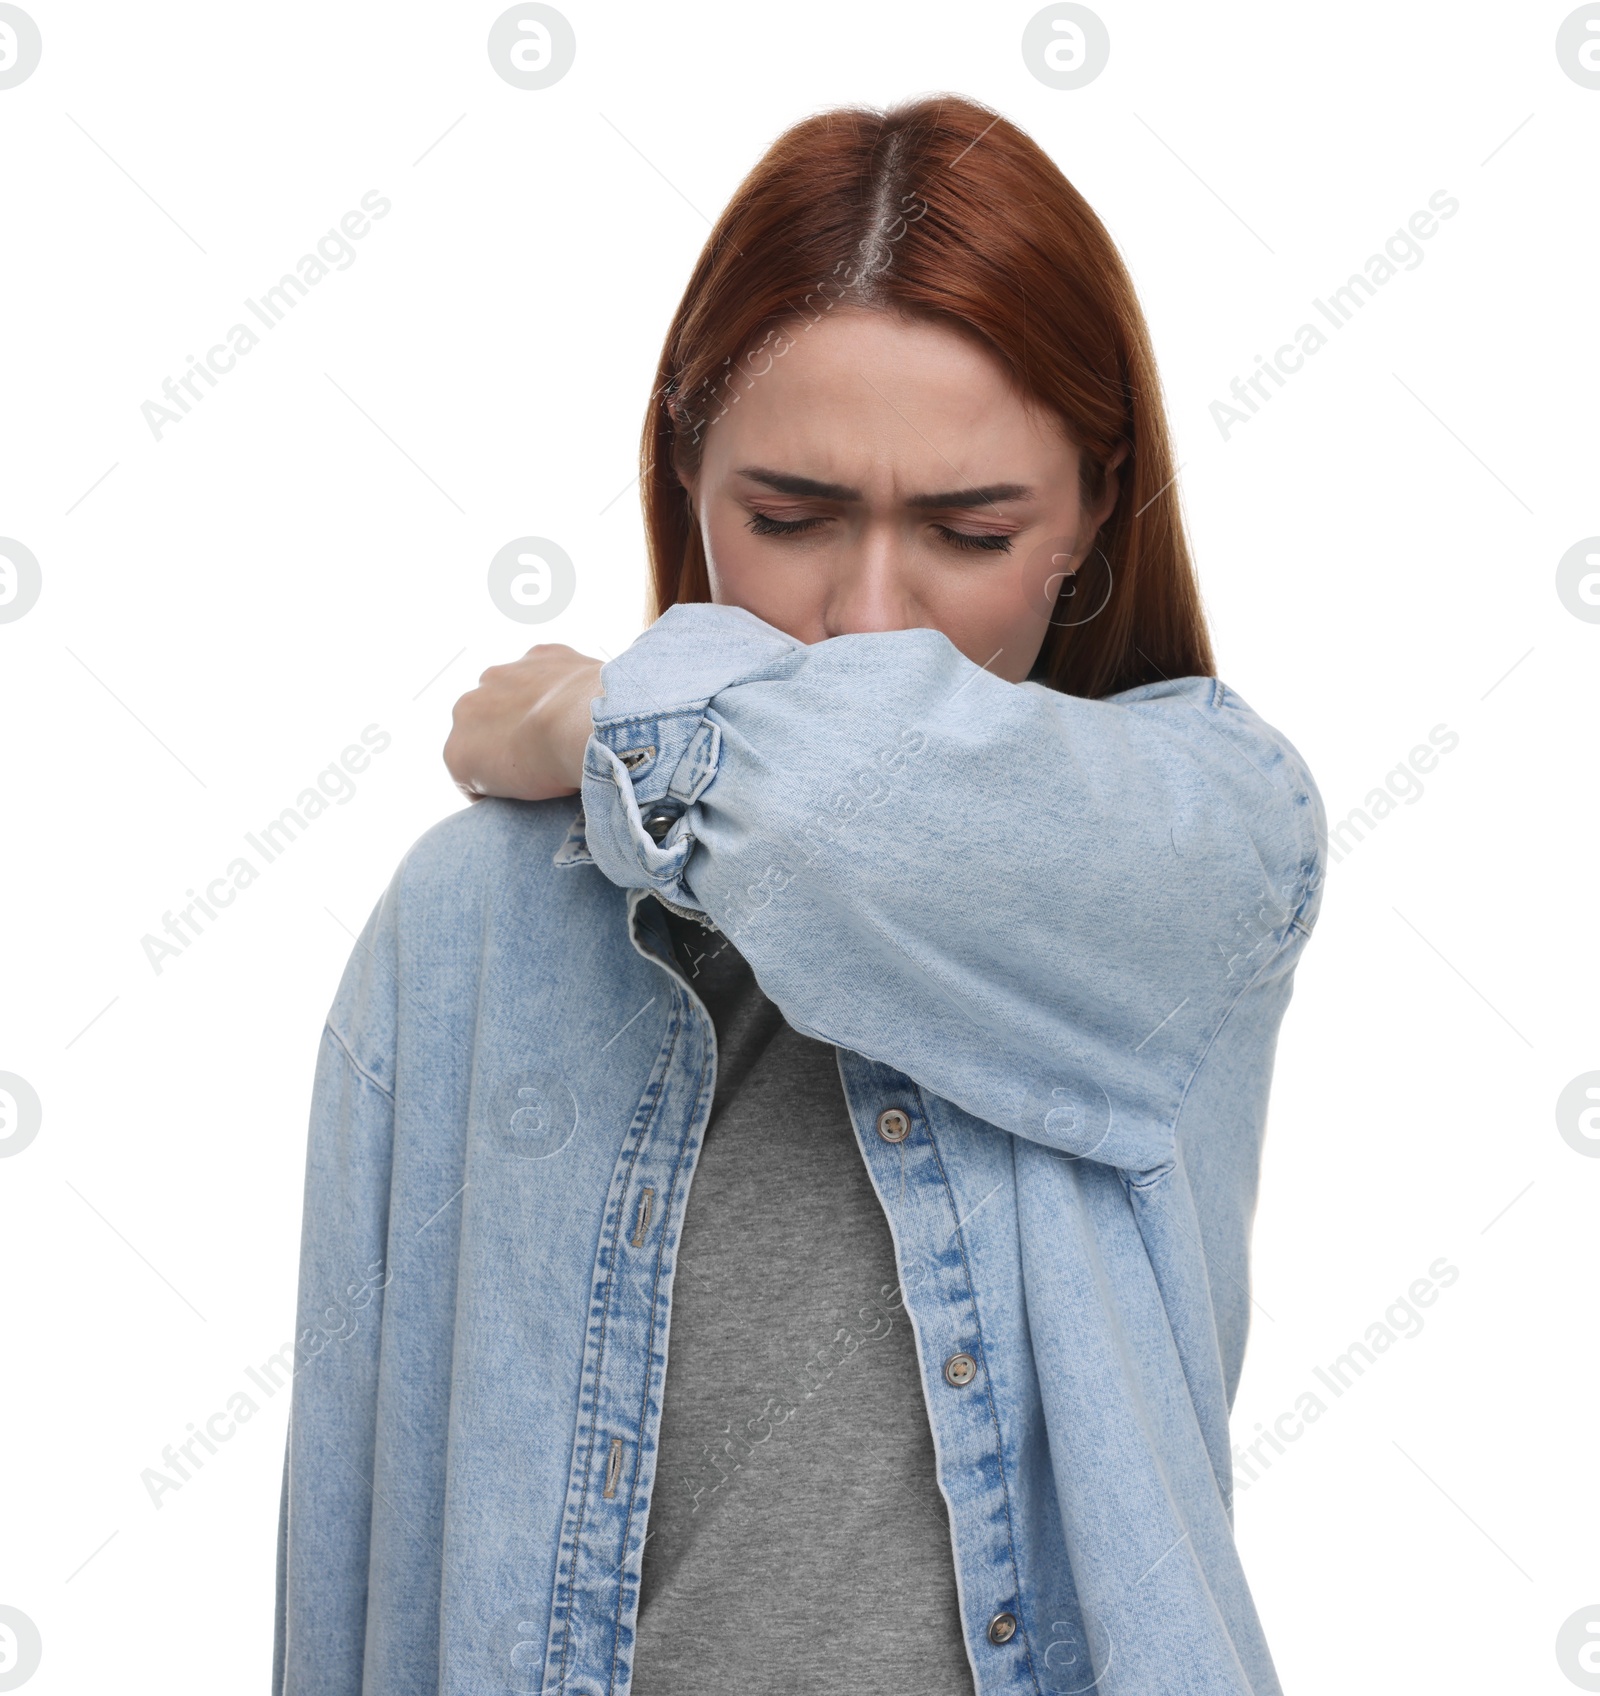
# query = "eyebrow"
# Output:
<box><xmin>733</xmin><ymin>464</ymin><xmax>1035</xmax><ymax>509</ymax></box>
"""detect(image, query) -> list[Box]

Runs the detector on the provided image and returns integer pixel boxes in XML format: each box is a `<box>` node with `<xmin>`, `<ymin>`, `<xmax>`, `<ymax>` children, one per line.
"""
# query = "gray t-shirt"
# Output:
<box><xmin>630</xmin><ymin>902</ymin><xmax>976</xmax><ymax>1695</ymax></box>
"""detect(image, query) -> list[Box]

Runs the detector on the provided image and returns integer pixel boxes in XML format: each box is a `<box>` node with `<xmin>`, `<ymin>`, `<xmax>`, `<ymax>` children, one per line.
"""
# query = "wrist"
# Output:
<box><xmin>557</xmin><ymin>660</ymin><xmax>603</xmax><ymax>787</ymax></box>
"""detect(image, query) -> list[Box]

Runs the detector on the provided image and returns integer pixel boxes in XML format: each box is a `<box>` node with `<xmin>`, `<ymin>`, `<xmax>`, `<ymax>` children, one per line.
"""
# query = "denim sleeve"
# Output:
<box><xmin>275</xmin><ymin>887</ymin><xmax>399</xmax><ymax>1692</ymax></box>
<box><xmin>581</xmin><ymin>602</ymin><xmax>1326</xmax><ymax>1173</ymax></box>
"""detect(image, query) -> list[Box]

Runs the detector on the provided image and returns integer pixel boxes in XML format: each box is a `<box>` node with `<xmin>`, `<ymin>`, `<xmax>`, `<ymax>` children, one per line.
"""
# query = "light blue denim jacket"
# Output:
<box><xmin>274</xmin><ymin>602</ymin><xmax>1326</xmax><ymax>1696</ymax></box>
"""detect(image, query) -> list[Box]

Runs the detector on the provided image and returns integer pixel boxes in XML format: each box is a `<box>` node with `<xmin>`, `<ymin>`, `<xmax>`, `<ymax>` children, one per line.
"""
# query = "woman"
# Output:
<box><xmin>275</xmin><ymin>94</ymin><xmax>1325</xmax><ymax>1695</ymax></box>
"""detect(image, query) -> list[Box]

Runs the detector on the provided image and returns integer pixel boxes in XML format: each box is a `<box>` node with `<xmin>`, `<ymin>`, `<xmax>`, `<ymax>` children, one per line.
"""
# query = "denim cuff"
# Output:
<box><xmin>575</xmin><ymin>602</ymin><xmax>802</xmax><ymax>903</ymax></box>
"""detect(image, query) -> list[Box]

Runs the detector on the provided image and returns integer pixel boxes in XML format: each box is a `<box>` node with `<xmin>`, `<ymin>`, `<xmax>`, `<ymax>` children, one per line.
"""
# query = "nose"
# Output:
<box><xmin>820</xmin><ymin>526</ymin><xmax>920</xmax><ymax>637</ymax></box>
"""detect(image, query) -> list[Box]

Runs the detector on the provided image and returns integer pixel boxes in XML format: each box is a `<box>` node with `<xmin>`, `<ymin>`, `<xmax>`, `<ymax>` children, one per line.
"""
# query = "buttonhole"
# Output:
<box><xmin>630</xmin><ymin>1187</ymin><xmax>655</xmax><ymax>1247</ymax></box>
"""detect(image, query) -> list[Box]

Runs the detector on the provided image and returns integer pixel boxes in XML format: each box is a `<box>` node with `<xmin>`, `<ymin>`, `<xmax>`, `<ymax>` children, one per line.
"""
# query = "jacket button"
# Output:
<box><xmin>943</xmin><ymin>1351</ymin><xmax>978</xmax><ymax>1387</ymax></box>
<box><xmin>987</xmin><ymin>1611</ymin><xmax>1018</xmax><ymax>1644</ymax></box>
<box><xmin>642</xmin><ymin>807</ymin><xmax>678</xmax><ymax>843</ymax></box>
<box><xmin>876</xmin><ymin>1107</ymin><xmax>911</xmax><ymax>1143</ymax></box>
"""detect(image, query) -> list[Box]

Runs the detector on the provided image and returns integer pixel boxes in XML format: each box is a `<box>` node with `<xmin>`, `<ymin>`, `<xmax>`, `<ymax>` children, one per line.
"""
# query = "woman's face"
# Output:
<box><xmin>676</xmin><ymin>307</ymin><xmax>1125</xmax><ymax>682</ymax></box>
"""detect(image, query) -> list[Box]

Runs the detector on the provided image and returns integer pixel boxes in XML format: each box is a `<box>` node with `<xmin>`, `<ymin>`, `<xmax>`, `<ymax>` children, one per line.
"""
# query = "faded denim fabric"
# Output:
<box><xmin>274</xmin><ymin>601</ymin><xmax>1326</xmax><ymax>1696</ymax></box>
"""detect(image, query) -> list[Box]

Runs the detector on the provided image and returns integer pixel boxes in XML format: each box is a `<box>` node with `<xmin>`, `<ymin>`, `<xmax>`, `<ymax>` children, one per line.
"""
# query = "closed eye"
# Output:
<box><xmin>744</xmin><ymin>511</ymin><xmax>1014</xmax><ymax>553</ymax></box>
<box><xmin>935</xmin><ymin>525</ymin><xmax>1013</xmax><ymax>554</ymax></box>
<box><xmin>745</xmin><ymin>511</ymin><xmax>826</xmax><ymax>538</ymax></box>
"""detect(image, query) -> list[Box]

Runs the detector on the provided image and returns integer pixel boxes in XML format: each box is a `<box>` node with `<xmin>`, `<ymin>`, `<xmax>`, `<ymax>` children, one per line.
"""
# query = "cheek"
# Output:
<box><xmin>1018</xmin><ymin>533</ymin><xmax>1082</xmax><ymax>621</ymax></box>
<box><xmin>1019</xmin><ymin>529</ymin><xmax>1115</xmax><ymax>634</ymax></box>
<box><xmin>918</xmin><ymin>555</ymin><xmax>1052</xmax><ymax>673</ymax></box>
<box><xmin>702</xmin><ymin>509</ymin><xmax>758</xmax><ymax>605</ymax></box>
<box><xmin>702</xmin><ymin>511</ymin><xmax>816</xmax><ymax>623</ymax></box>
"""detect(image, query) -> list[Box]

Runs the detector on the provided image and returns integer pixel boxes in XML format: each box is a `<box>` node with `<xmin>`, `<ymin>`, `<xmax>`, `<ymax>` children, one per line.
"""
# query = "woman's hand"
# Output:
<box><xmin>443</xmin><ymin>643</ymin><xmax>605</xmax><ymax>803</ymax></box>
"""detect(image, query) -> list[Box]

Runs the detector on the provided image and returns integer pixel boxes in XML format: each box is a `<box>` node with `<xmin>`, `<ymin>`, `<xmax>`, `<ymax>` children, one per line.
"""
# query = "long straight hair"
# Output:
<box><xmin>640</xmin><ymin>93</ymin><xmax>1214</xmax><ymax>699</ymax></box>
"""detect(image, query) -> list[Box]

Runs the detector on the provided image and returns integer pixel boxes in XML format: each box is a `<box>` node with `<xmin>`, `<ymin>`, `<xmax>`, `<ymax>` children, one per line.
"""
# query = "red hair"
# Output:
<box><xmin>639</xmin><ymin>93</ymin><xmax>1213</xmax><ymax>698</ymax></box>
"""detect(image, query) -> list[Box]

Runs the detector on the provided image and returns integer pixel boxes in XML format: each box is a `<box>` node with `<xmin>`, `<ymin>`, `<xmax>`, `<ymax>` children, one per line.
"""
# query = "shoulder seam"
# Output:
<box><xmin>1212</xmin><ymin>683</ymin><xmax>1323</xmax><ymax>918</ymax></box>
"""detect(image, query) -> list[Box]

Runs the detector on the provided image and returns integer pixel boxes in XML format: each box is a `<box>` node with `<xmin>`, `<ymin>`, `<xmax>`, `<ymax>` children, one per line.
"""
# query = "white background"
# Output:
<box><xmin>1</xmin><ymin>2</ymin><xmax>1595</xmax><ymax>1691</ymax></box>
